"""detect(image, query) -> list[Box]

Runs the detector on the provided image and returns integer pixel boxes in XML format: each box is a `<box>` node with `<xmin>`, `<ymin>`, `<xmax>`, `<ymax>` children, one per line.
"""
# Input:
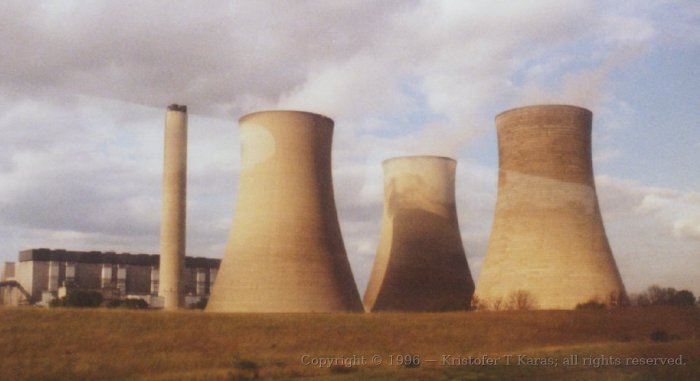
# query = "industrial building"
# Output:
<box><xmin>475</xmin><ymin>105</ymin><xmax>627</xmax><ymax>309</ymax></box>
<box><xmin>364</xmin><ymin>156</ymin><xmax>475</xmax><ymax>311</ymax></box>
<box><xmin>207</xmin><ymin>110</ymin><xmax>364</xmax><ymax>313</ymax></box>
<box><xmin>0</xmin><ymin>248</ymin><xmax>220</xmax><ymax>307</ymax></box>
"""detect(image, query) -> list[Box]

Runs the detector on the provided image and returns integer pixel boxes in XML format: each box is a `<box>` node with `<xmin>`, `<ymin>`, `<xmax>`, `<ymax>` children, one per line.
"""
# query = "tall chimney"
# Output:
<box><xmin>206</xmin><ymin>110</ymin><xmax>363</xmax><ymax>312</ymax></box>
<box><xmin>475</xmin><ymin>105</ymin><xmax>627</xmax><ymax>309</ymax></box>
<box><xmin>364</xmin><ymin>156</ymin><xmax>475</xmax><ymax>311</ymax></box>
<box><xmin>159</xmin><ymin>104</ymin><xmax>187</xmax><ymax>310</ymax></box>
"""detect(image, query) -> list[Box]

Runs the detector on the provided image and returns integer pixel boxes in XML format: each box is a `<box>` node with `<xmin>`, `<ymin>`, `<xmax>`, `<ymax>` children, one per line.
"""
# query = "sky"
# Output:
<box><xmin>1</xmin><ymin>0</ymin><xmax>698</xmax><ymax>297</ymax></box>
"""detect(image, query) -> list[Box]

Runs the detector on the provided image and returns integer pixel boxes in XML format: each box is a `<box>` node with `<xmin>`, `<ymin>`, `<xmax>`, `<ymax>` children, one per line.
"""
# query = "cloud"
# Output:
<box><xmin>651</xmin><ymin>0</ymin><xmax>700</xmax><ymax>45</ymax></box>
<box><xmin>277</xmin><ymin>54</ymin><xmax>409</xmax><ymax>120</ymax></box>
<box><xmin>673</xmin><ymin>219</ymin><xmax>700</xmax><ymax>241</ymax></box>
<box><xmin>513</xmin><ymin>7</ymin><xmax>655</xmax><ymax>109</ymax></box>
<box><xmin>593</xmin><ymin>148</ymin><xmax>623</xmax><ymax>164</ymax></box>
<box><xmin>0</xmin><ymin>0</ymin><xmax>654</xmax><ymax>149</ymax></box>
<box><xmin>596</xmin><ymin>176</ymin><xmax>700</xmax><ymax>293</ymax></box>
<box><xmin>0</xmin><ymin>98</ymin><xmax>161</xmax><ymax>237</ymax></box>
<box><xmin>0</xmin><ymin>1</ymin><xmax>698</xmax><ymax>298</ymax></box>
<box><xmin>1</xmin><ymin>1</ymin><xmax>415</xmax><ymax>119</ymax></box>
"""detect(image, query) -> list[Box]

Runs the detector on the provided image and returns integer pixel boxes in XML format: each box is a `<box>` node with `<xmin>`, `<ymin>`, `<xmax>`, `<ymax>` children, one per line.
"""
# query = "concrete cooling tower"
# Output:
<box><xmin>364</xmin><ymin>156</ymin><xmax>475</xmax><ymax>312</ymax></box>
<box><xmin>206</xmin><ymin>110</ymin><xmax>363</xmax><ymax>313</ymax></box>
<box><xmin>159</xmin><ymin>104</ymin><xmax>187</xmax><ymax>310</ymax></box>
<box><xmin>475</xmin><ymin>105</ymin><xmax>627</xmax><ymax>310</ymax></box>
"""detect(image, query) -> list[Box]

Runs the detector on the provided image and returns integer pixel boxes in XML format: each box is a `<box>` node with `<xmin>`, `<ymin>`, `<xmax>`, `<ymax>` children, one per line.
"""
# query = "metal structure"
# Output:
<box><xmin>0</xmin><ymin>281</ymin><xmax>33</xmax><ymax>305</ymax></box>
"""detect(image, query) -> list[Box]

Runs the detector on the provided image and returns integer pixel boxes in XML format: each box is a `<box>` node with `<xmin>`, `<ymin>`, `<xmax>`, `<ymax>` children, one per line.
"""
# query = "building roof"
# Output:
<box><xmin>18</xmin><ymin>248</ymin><xmax>220</xmax><ymax>269</ymax></box>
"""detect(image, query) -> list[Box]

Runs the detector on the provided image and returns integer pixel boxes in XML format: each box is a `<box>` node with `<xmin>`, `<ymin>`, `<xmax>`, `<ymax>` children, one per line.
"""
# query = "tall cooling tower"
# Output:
<box><xmin>159</xmin><ymin>104</ymin><xmax>187</xmax><ymax>310</ymax></box>
<box><xmin>364</xmin><ymin>156</ymin><xmax>475</xmax><ymax>312</ymax></box>
<box><xmin>206</xmin><ymin>110</ymin><xmax>363</xmax><ymax>313</ymax></box>
<box><xmin>475</xmin><ymin>105</ymin><xmax>626</xmax><ymax>310</ymax></box>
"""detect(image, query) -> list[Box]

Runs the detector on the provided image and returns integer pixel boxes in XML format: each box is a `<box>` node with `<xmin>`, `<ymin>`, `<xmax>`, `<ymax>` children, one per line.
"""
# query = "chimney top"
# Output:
<box><xmin>167</xmin><ymin>104</ymin><xmax>187</xmax><ymax>113</ymax></box>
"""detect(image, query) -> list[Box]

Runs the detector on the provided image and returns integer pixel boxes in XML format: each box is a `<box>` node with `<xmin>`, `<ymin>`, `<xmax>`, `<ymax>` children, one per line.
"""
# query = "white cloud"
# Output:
<box><xmin>593</xmin><ymin>148</ymin><xmax>622</xmax><ymax>164</ymax></box>
<box><xmin>600</xmin><ymin>13</ymin><xmax>656</xmax><ymax>45</ymax></box>
<box><xmin>673</xmin><ymin>219</ymin><xmax>700</xmax><ymax>241</ymax></box>
<box><xmin>277</xmin><ymin>54</ymin><xmax>409</xmax><ymax>120</ymax></box>
<box><xmin>597</xmin><ymin>175</ymin><xmax>700</xmax><ymax>293</ymax></box>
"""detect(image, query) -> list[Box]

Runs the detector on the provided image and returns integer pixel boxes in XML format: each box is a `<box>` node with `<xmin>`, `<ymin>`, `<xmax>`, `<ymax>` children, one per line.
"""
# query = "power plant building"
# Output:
<box><xmin>475</xmin><ymin>105</ymin><xmax>627</xmax><ymax>310</ymax></box>
<box><xmin>207</xmin><ymin>110</ymin><xmax>364</xmax><ymax>313</ymax></box>
<box><xmin>0</xmin><ymin>248</ymin><xmax>219</xmax><ymax>307</ymax></box>
<box><xmin>364</xmin><ymin>156</ymin><xmax>475</xmax><ymax>311</ymax></box>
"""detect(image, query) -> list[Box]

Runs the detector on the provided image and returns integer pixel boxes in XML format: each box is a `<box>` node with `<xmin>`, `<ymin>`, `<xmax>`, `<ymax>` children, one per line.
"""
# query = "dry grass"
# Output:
<box><xmin>0</xmin><ymin>306</ymin><xmax>698</xmax><ymax>380</ymax></box>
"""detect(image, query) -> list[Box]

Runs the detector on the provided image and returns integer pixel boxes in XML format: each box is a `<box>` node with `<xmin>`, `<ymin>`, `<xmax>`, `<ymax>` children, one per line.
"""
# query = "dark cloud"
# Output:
<box><xmin>1</xmin><ymin>1</ymin><xmax>413</xmax><ymax>117</ymax></box>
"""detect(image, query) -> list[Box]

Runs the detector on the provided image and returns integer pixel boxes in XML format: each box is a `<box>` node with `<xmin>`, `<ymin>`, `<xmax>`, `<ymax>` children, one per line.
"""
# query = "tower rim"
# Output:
<box><xmin>239</xmin><ymin>110</ymin><xmax>334</xmax><ymax>125</ymax></box>
<box><xmin>495</xmin><ymin>104</ymin><xmax>592</xmax><ymax>120</ymax></box>
<box><xmin>166</xmin><ymin>104</ymin><xmax>187</xmax><ymax>113</ymax></box>
<box><xmin>382</xmin><ymin>155</ymin><xmax>456</xmax><ymax>166</ymax></box>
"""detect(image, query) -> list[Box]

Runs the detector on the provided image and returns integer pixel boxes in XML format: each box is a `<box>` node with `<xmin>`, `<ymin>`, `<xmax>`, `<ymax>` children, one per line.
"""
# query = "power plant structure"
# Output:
<box><xmin>4</xmin><ymin>104</ymin><xmax>630</xmax><ymax>313</ymax></box>
<box><xmin>206</xmin><ymin>110</ymin><xmax>364</xmax><ymax>313</ymax></box>
<box><xmin>364</xmin><ymin>156</ymin><xmax>475</xmax><ymax>311</ymax></box>
<box><xmin>0</xmin><ymin>248</ymin><xmax>220</xmax><ymax>307</ymax></box>
<box><xmin>159</xmin><ymin>104</ymin><xmax>188</xmax><ymax>310</ymax></box>
<box><xmin>475</xmin><ymin>105</ymin><xmax>627</xmax><ymax>310</ymax></box>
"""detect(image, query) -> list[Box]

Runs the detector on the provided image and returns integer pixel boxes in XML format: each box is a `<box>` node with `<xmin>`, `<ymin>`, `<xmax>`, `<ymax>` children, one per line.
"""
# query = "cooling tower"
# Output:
<box><xmin>364</xmin><ymin>156</ymin><xmax>475</xmax><ymax>311</ymax></box>
<box><xmin>475</xmin><ymin>105</ymin><xmax>626</xmax><ymax>310</ymax></box>
<box><xmin>206</xmin><ymin>110</ymin><xmax>363</xmax><ymax>313</ymax></box>
<box><xmin>159</xmin><ymin>104</ymin><xmax>187</xmax><ymax>310</ymax></box>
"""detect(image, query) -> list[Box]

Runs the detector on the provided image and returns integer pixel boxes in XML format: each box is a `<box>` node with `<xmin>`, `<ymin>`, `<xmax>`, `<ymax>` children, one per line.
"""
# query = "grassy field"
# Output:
<box><xmin>0</xmin><ymin>307</ymin><xmax>698</xmax><ymax>380</ymax></box>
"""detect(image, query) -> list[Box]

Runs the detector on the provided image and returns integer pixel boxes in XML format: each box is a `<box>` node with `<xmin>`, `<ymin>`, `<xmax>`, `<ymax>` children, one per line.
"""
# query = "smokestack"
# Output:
<box><xmin>206</xmin><ymin>110</ymin><xmax>363</xmax><ymax>312</ymax></box>
<box><xmin>159</xmin><ymin>104</ymin><xmax>187</xmax><ymax>310</ymax></box>
<box><xmin>475</xmin><ymin>105</ymin><xmax>627</xmax><ymax>309</ymax></box>
<box><xmin>364</xmin><ymin>156</ymin><xmax>475</xmax><ymax>311</ymax></box>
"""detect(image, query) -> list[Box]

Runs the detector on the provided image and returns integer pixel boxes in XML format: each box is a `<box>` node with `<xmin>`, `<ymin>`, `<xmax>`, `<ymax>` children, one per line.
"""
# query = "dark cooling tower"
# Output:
<box><xmin>364</xmin><ymin>156</ymin><xmax>475</xmax><ymax>311</ymax></box>
<box><xmin>475</xmin><ymin>105</ymin><xmax>627</xmax><ymax>310</ymax></box>
<box><xmin>206</xmin><ymin>111</ymin><xmax>363</xmax><ymax>312</ymax></box>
